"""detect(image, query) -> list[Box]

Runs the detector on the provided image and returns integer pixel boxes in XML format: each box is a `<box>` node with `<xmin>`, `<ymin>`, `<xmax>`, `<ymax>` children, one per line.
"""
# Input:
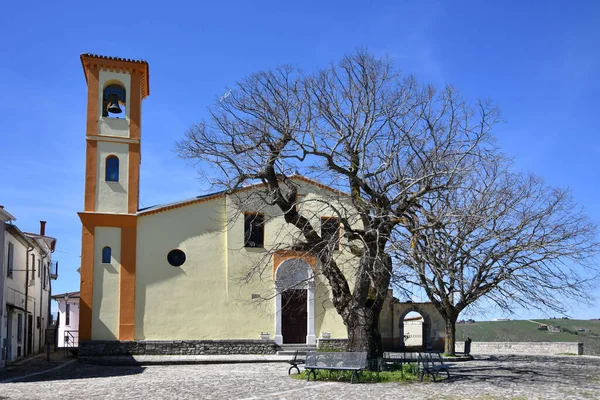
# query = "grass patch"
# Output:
<box><xmin>291</xmin><ymin>363</ymin><xmax>423</xmax><ymax>383</ymax></box>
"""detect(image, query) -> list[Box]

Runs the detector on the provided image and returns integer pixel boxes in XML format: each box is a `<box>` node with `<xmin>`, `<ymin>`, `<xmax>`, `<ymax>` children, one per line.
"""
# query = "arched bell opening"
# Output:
<box><xmin>102</xmin><ymin>83</ymin><xmax>127</xmax><ymax>118</ymax></box>
<box><xmin>273</xmin><ymin>258</ymin><xmax>315</xmax><ymax>345</ymax></box>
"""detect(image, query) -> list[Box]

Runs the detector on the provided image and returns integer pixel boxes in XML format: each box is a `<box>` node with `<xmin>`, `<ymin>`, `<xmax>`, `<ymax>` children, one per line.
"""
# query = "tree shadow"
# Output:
<box><xmin>8</xmin><ymin>358</ymin><xmax>145</xmax><ymax>383</ymax></box>
<box><xmin>442</xmin><ymin>355</ymin><xmax>599</xmax><ymax>386</ymax></box>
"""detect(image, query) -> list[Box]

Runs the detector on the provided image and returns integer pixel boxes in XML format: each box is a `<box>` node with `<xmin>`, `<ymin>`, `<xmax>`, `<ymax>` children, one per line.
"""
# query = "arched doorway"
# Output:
<box><xmin>398</xmin><ymin>307</ymin><xmax>432</xmax><ymax>351</ymax></box>
<box><xmin>402</xmin><ymin>311</ymin><xmax>424</xmax><ymax>349</ymax></box>
<box><xmin>274</xmin><ymin>259</ymin><xmax>315</xmax><ymax>345</ymax></box>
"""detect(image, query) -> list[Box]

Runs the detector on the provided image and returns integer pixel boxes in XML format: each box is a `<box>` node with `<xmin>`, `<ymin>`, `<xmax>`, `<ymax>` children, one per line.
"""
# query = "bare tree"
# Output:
<box><xmin>176</xmin><ymin>50</ymin><xmax>498</xmax><ymax>358</ymax></box>
<box><xmin>393</xmin><ymin>157</ymin><xmax>599</xmax><ymax>355</ymax></box>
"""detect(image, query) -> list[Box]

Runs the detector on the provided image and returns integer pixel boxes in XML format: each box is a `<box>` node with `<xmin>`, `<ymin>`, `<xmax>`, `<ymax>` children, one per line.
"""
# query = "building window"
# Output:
<box><xmin>105</xmin><ymin>156</ymin><xmax>119</xmax><ymax>182</ymax></box>
<box><xmin>38</xmin><ymin>259</ymin><xmax>41</xmax><ymax>278</ymax></box>
<box><xmin>65</xmin><ymin>303</ymin><xmax>70</xmax><ymax>326</ymax></box>
<box><xmin>17</xmin><ymin>314</ymin><xmax>23</xmax><ymax>343</ymax></box>
<box><xmin>7</xmin><ymin>242</ymin><xmax>14</xmax><ymax>278</ymax></box>
<box><xmin>102</xmin><ymin>247</ymin><xmax>111</xmax><ymax>263</ymax></box>
<box><xmin>244</xmin><ymin>213</ymin><xmax>264</xmax><ymax>248</ymax></box>
<box><xmin>167</xmin><ymin>249</ymin><xmax>186</xmax><ymax>267</ymax></box>
<box><xmin>31</xmin><ymin>254</ymin><xmax>35</xmax><ymax>277</ymax></box>
<box><xmin>321</xmin><ymin>217</ymin><xmax>341</xmax><ymax>249</ymax></box>
<box><xmin>43</xmin><ymin>263</ymin><xmax>47</xmax><ymax>289</ymax></box>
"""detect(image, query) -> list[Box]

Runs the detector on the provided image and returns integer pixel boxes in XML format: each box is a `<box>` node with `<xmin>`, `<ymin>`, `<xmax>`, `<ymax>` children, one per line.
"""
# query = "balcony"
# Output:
<box><xmin>50</xmin><ymin>260</ymin><xmax>58</xmax><ymax>280</ymax></box>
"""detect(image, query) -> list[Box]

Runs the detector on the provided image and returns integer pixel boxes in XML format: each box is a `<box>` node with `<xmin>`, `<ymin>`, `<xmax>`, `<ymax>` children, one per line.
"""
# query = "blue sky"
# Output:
<box><xmin>1</xmin><ymin>0</ymin><xmax>598</xmax><ymax>319</ymax></box>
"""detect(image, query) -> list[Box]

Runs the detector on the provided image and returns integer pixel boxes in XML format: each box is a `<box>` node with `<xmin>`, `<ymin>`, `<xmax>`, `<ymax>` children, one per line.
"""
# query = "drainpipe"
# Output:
<box><xmin>40</xmin><ymin>252</ymin><xmax>47</xmax><ymax>351</ymax></box>
<box><xmin>24</xmin><ymin>246</ymin><xmax>33</xmax><ymax>357</ymax></box>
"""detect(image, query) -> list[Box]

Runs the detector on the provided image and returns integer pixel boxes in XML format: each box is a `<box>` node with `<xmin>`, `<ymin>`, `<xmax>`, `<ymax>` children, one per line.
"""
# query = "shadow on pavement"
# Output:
<box><xmin>5</xmin><ymin>357</ymin><xmax>145</xmax><ymax>383</ymax></box>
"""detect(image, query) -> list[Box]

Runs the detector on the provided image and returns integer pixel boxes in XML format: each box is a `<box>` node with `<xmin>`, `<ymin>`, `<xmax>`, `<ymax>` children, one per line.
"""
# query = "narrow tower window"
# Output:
<box><xmin>102</xmin><ymin>246</ymin><xmax>112</xmax><ymax>263</ymax></box>
<box><xmin>105</xmin><ymin>156</ymin><xmax>119</xmax><ymax>182</ymax></box>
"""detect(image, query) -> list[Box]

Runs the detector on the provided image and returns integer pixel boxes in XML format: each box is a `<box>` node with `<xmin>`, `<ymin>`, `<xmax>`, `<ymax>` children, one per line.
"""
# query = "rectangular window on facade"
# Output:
<box><xmin>37</xmin><ymin>316</ymin><xmax>40</xmax><ymax>329</ymax></box>
<box><xmin>31</xmin><ymin>254</ymin><xmax>35</xmax><ymax>277</ymax></box>
<box><xmin>38</xmin><ymin>259</ymin><xmax>41</xmax><ymax>278</ymax></box>
<box><xmin>321</xmin><ymin>217</ymin><xmax>341</xmax><ymax>250</ymax></box>
<box><xmin>66</xmin><ymin>303</ymin><xmax>70</xmax><ymax>326</ymax></box>
<box><xmin>43</xmin><ymin>263</ymin><xmax>47</xmax><ymax>289</ymax></box>
<box><xmin>7</xmin><ymin>242</ymin><xmax>14</xmax><ymax>278</ymax></box>
<box><xmin>17</xmin><ymin>314</ymin><xmax>23</xmax><ymax>343</ymax></box>
<box><xmin>244</xmin><ymin>213</ymin><xmax>264</xmax><ymax>248</ymax></box>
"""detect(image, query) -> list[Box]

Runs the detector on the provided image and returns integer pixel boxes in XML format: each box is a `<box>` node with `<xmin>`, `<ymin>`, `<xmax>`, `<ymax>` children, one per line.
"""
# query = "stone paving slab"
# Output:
<box><xmin>1</xmin><ymin>355</ymin><xmax>599</xmax><ymax>399</ymax></box>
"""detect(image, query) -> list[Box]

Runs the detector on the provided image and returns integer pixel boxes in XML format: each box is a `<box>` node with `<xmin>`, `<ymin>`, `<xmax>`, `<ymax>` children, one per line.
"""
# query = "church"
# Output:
<box><xmin>77</xmin><ymin>54</ymin><xmax>445</xmax><ymax>355</ymax></box>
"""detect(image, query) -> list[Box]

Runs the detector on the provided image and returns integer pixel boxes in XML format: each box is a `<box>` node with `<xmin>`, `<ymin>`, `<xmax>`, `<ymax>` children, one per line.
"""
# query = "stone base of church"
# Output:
<box><xmin>316</xmin><ymin>338</ymin><xmax>348</xmax><ymax>351</ymax></box>
<box><xmin>79</xmin><ymin>339</ymin><xmax>278</xmax><ymax>356</ymax></box>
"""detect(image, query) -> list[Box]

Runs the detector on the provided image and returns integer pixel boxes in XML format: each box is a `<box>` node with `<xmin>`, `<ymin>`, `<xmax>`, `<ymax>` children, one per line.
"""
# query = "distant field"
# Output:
<box><xmin>455</xmin><ymin>319</ymin><xmax>600</xmax><ymax>355</ymax></box>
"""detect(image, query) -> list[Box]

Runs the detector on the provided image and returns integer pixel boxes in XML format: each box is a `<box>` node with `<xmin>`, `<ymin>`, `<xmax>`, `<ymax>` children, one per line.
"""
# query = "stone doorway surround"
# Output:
<box><xmin>273</xmin><ymin>258</ymin><xmax>315</xmax><ymax>345</ymax></box>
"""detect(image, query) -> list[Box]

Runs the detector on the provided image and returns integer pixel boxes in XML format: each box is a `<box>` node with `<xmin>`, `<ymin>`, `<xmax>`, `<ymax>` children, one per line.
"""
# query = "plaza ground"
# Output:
<box><xmin>1</xmin><ymin>355</ymin><xmax>600</xmax><ymax>399</ymax></box>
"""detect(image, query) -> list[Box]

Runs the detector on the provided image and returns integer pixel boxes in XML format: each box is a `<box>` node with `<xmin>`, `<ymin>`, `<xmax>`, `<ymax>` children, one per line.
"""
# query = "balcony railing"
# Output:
<box><xmin>50</xmin><ymin>261</ymin><xmax>58</xmax><ymax>280</ymax></box>
<box><xmin>64</xmin><ymin>330</ymin><xmax>79</xmax><ymax>348</ymax></box>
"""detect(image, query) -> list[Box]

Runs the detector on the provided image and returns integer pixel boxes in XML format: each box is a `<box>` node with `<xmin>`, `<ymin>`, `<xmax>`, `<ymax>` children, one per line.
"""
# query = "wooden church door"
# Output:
<box><xmin>281</xmin><ymin>289</ymin><xmax>307</xmax><ymax>343</ymax></box>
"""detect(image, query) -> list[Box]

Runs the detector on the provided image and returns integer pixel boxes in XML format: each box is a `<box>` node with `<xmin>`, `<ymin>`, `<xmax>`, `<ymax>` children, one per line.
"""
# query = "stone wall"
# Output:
<box><xmin>316</xmin><ymin>338</ymin><xmax>348</xmax><ymax>351</ymax></box>
<box><xmin>455</xmin><ymin>341</ymin><xmax>583</xmax><ymax>356</ymax></box>
<box><xmin>79</xmin><ymin>340</ymin><xmax>278</xmax><ymax>356</ymax></box>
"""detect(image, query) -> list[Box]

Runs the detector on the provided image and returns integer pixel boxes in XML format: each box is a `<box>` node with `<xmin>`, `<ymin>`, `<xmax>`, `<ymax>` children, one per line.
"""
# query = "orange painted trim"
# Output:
<box><xmin>273</xmin><ymin>250</ymin><xmax>317</xmax><ymax>278</ymax></box>
<box><xmin>81</xmin><ymin>54</ymin><xmax>150</xmax><ymax>99</ymax></box>
<box><xmin>85</xmin><ymin>66</ymin><xmax>99</xmax><ymax>136</ymax></box>
<box><xmin>78</xmin><ymin>212</ymin><xmax>138</xmax><ymax>340</ymax></box>
<box><xmin>119</xmin><ymin>225</ymin><xmax>137</xmax><ymax>340</ymax></box>
<box><xmin>86</xmin><ymin>134</ymin><xmax>140</xmax><ymax>144</ymax></box>
<box><xmin>129</xmin><ymin>70</ymin><xmax>141</xmax><ymax>140</ymax></box>
<box><xmin>84</xmin><ymin>140</ymin><xmax>98</xmax><ymax>212</ymax></box>
<box><xmin>79</xmin><ymin>223</ymin><xmax>95</xmax><ymax>341</ymax></box>
<box><xmin>79</xmin><ymin>212</ymin><xmax>137</xmax><ymax>227</ymax></box>
<box><xmin>128</xmin><ymin>143</ymin><xmax>140</xmax><ymax>214</ymax></box>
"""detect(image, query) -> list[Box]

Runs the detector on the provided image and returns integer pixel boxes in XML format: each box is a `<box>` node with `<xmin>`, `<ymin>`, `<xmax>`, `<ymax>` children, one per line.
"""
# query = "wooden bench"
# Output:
<box><xmin>287</xmin><ymin>350</ymin><xmax>306</xmax><ymax>375</ymax></box>
<box><xmin>305</xmin><ymin>351</ymin><xmax>368</xmax><ymax>383</ymax></box>
<box><xmin>418</xmin><ymin>352</ymin><xmax>452</xmax><ymax>382</ymax></box>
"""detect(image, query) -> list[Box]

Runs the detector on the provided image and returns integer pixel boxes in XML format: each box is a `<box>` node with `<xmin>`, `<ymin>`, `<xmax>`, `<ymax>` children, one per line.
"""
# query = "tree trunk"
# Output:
<box><xmin>444</xmin><ymin>315</ymin><xmax>458</xmax><ymax>355</ymax></box>
<box><xmin>345</xmin><ymin>306</ymin><xmax>382</xmax><ymax>364</ymax></box>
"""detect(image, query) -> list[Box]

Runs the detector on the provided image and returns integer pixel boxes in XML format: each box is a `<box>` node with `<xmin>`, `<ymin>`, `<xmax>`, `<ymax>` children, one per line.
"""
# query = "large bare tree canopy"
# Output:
<box><xmin>176</xmin><ymin>50</ymin><xmax>510</xmax><ymax>359</ymax></box>
<box><xmin>393</xmin><ymin>156</ymin><xmax>599</xmax><ymax>354</ymax></box>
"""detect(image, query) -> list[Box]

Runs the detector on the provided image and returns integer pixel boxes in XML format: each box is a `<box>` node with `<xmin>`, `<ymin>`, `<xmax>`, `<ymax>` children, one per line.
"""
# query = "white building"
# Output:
<box><xmin>52</xmin><ymin>291</ymin><xmax>79</xmax><ymax>348</ymax></box>
<box><xmin>1</xmin><ymin>207</ymin><xmax>57</xmax><ymax>364</ymax></box>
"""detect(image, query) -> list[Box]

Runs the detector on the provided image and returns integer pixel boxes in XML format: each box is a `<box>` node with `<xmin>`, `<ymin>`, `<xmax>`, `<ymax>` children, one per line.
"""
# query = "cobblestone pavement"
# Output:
<box><xmin>1</xmin><ymin>355</ymin><xmax>599</xmax><ymax>399</ymax></box>
<box><xmin>0</xmin><ymin>351</ymin><xmax>76</xmax><ymax>383</ymax></box>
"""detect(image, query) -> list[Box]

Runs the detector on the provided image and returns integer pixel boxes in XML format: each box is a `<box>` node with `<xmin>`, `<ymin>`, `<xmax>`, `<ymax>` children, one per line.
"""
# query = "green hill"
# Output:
<box><xmin>455</xmin><ymin>319</ymin><xmax>600</xmax><ymax>355</ymax></box>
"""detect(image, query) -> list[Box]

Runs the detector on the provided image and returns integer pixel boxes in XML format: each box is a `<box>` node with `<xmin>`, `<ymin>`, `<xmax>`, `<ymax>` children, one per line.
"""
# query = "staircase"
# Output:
<box><xmin>276</xmin><ymin>343</ymin><xmax>317</xmax><ymax>356</ymax></box>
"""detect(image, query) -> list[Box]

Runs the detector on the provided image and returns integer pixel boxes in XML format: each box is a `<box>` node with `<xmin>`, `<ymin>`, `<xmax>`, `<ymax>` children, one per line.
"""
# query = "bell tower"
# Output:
<box><xmin>78</xmin><ymin>54</ymin><xmax>149</xmax><ymax>342</ymax></box>
<box><xmin>80</xmin><ymin>54</ymin><xmax>149</xmax><ymax>214</ymax></box>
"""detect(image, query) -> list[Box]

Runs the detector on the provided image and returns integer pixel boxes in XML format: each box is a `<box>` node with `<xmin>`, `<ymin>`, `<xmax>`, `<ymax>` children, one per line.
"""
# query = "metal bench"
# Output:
<box><xmin>305</xmin><ymin>351</ymin><xmax>368</xmax><ymax>383</ymax></box>
<box><xmin>382</xmin><ymin>351</ymin><xmax>420</xmax><ymax>370</ymax></box>
<box><xmin>418</xmin><ymin>352</ymin><xmax>452</xmax><ymax>382</ymax></box>
<box><xmin>287</xmin><ymin>350</ymin><xmax>306</xmax><ymax>375</ymax></box>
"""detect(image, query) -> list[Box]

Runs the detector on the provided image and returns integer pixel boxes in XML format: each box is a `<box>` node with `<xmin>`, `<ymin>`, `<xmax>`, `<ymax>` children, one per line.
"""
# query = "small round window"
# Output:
<box><xmin>167</xmin><ymin>249</ymin><xmax>186</xmax><ymax>267</ymax></box>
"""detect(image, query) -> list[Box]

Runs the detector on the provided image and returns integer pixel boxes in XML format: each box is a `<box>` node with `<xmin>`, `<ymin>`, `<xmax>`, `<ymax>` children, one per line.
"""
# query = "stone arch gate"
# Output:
<box><xmin>395</xmin><ymin>302</ymin><xmax>445</xmax><ymax>351</ymax></box>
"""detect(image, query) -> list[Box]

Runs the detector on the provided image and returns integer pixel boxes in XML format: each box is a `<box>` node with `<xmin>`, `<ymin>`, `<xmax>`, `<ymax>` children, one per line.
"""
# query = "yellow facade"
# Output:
<box><xmin>79</xmin><ymin>54</ymin><xmax>355</xmax><ymax>345</ymax></box>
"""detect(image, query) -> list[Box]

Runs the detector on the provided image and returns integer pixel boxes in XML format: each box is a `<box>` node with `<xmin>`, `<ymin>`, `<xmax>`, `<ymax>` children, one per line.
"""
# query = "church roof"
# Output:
<box><xmin>80</xmin><ymin>53</ymin><xmax>150</xmax><ymax>99</ymax></box>
<box><xmin>137</xmin><ymin>175</ymin><xmax>348</xmax><ymax>217</ymax></box>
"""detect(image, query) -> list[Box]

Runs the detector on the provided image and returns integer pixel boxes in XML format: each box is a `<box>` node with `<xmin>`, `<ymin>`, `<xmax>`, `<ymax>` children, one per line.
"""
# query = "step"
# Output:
<box><xmin>276</xmin><ymin>350</ymin><xmax>311</xmax><ymax>356</ymax></box>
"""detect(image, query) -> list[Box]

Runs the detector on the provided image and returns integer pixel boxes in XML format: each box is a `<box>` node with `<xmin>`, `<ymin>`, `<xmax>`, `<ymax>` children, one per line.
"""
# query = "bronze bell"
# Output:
<box><xmin>107</xmin><ymin>93</ymin><xmax>122</xmax><ymax>114</ymax></box>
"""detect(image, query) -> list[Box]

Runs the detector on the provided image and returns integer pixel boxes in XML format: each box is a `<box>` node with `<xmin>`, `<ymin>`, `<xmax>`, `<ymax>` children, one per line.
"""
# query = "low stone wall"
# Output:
<box><xmin>455</xmin><ymin>341</ymin><xmax>583</xmax><ymax>356</ymax></box>
<box><xmin>79</xmin><ymin>340</ymin><xmax>278</xmax><ymax>356</ymax></box>
<box><xmin>316</xmin><ymin>338</ymin><xmax>348</xmax><ymax>351</ymax></box>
